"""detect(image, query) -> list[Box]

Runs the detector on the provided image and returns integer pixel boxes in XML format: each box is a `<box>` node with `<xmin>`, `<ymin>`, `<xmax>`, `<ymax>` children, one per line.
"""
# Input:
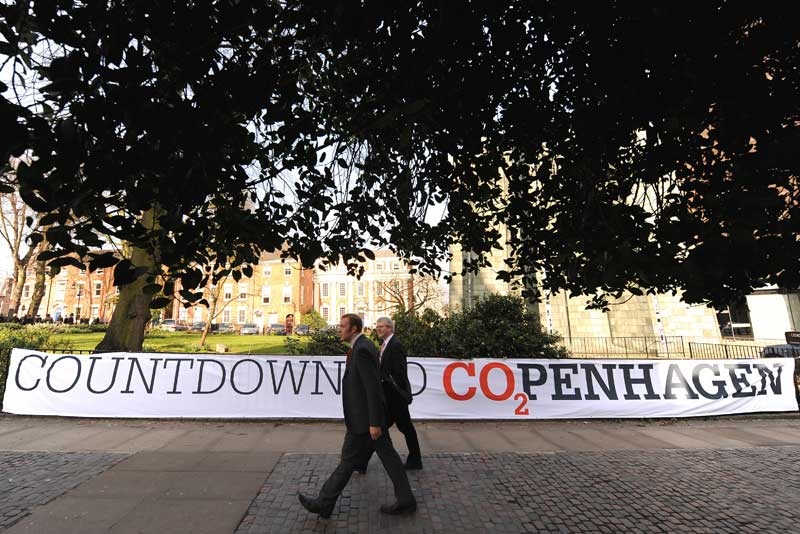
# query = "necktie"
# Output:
<box><xmin>379</xmin><ymin>341</ymin><xmax>386</xmax><ymax>361</ymax></box>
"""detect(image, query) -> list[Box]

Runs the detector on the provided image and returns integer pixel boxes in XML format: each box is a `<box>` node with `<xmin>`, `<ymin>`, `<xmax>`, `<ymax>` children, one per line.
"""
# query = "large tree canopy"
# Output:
<box><xmin>1</xmin><ymin>2</ymin><xmax>798</xmax><ymax>308</ymax></box>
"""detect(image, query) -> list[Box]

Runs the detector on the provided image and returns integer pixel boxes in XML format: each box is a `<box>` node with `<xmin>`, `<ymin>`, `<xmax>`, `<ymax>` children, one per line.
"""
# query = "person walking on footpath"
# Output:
<box><xmin>356</xmin><ymin>316</ymin><xmax>422</xmax><ymax>472</ymax></box>
<box><xmin>297</xmin><ymin>313</ymin><xmax>417</xmax><ymax>518</ymax></box>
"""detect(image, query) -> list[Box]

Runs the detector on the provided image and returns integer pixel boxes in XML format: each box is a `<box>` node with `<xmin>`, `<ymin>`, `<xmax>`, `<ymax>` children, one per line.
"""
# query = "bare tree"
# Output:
<box><xmin>376</xmin><ymin>274</ymin><xmax>443</xmax><ymax>315</ymax></box>
<box><xmin>0</xmin><ymin>157</ymin><xmax>43</xmax><ymax>317</ymax></box>
<box><xmin>197</xmin><ymin>273</ymin><xmax>234</xmax><ymax>348</ymax></box>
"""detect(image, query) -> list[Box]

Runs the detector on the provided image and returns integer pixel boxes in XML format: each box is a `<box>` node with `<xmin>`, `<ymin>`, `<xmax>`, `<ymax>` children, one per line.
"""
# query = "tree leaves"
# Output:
<box><xmin>149</xmin><ymin>297</ymin><xmax>171</xmax><ymax>309</ymax></box>
<box><xmin>1</xmin><ymin>2</ymin><xmax>797</xmax><ymax>310</ymax></box>
<box><xmin>88</xmin><ymin>252</ymin><xmax>119</xmax><ymax>271</ymax></box>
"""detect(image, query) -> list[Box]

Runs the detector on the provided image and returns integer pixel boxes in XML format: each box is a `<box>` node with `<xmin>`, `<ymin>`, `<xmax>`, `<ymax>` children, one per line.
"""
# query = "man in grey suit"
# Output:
<box><xmin>376</xmin><ymin>316</ymin><xmax>422</xmax><ymax>469</ymax></box>
<box><xmin>298</xmin><ymin>313</ymin><xmax>416</xmax><ymax>518</ymax></box>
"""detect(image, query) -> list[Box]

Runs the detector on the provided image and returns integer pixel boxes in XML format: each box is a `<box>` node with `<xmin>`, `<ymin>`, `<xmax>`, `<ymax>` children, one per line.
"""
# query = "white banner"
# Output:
<box><xmin>3</xmin><ymin>349</ymin><xmax>798</xmax><ymax>419</ymax></box>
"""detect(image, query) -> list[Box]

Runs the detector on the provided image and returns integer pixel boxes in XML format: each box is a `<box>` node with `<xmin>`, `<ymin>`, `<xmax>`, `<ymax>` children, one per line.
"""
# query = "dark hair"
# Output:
<box><xmin>341</xmin><ymin>313</ymin><xmax>363</xmax><ymax>332</ymax></box>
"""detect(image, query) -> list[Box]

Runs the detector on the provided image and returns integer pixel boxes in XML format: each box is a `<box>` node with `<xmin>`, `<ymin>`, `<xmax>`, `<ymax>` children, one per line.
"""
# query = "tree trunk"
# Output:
<box><xmin>26</xmin><ymin>259</ymin><xmax>47</xmax><ymax>318</ymax></box>
<box><xmin>94</xmin><ymin>244</ymin><xmax>156</xmax><ymax>351</ymax></box>
<box><xmin>199</xmin><ymin>296</ymin><xmax>217</xmax><ymax>348</ymax></box>
<box><xmin>6</xmin><ymin>262</ymin><xmax>27</xmax><ymax>317</ymax></box>
<box><xmin>6</xmin><ymin>245</ymin><xmax>37</xmax><ymax>317</ymax></box>
<box><xmin>199</xmin><ymin>320</ymin><xmax>212</xmax><ymax>347</ymax></box>
<box><xmin>199</xmin><ymin>277</ymin><xmax>227</xmax><ymax>348</ymax></box>
<box><xmin>95</xmin><ymin>208</ymin><xmax>160</xmax><ymax>352</ymax></box>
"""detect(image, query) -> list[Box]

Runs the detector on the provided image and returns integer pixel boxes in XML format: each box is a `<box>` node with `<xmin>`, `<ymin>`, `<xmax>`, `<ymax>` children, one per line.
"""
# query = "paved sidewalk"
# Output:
<box><xmin>0</xmin><ymin>451</ymin><xmax>126</xmax><ymax>531</ymax></box>
<box><xmin>1</xmin><ymin>416</ymin><xmax>800</xmax><ymax>533</ymax></box>
<box><xmin>240</xmin><ymin>448</ymin><xmax>800</xmax><ymax>533</ymax></box>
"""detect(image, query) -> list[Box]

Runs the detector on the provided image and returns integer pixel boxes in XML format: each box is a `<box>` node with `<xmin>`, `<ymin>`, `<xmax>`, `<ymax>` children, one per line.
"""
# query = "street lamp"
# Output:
<box><xmin>44</xmin><ymin>271</ymin><xmax>54</xmax><ymax>321</ymax></box>
<box><xmin>72</xmin><ymin>282</ymin><xmax>83</xmax><ymax>322</ymax></box>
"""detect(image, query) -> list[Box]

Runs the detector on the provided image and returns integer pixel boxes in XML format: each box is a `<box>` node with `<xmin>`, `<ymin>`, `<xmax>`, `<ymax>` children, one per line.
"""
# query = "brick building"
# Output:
<box><xmin>170</xmin><ymin>251</ymin><xmax>314</xmax><ymax>331</ymax></box>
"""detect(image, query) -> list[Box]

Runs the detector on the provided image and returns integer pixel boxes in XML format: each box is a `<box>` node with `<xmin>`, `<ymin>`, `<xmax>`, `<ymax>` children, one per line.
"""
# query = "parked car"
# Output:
<box><xmin>294</xmin><ymin>324</ymin><xmax>310</xmax><ymax>336</ymax></box>
<box><xmin>189</xmin><ymin>321</ymin><xmax>206</xmax><ymax>332</ymax></box>
<box><xmin>213</xmin><ymin>323</ymin><xmax>236</xmax><ymax>334</ymax></box>
<box><xmin>761</xmin><ymin>344</ymin><xmax>800</xmax><ymax>358</ymax></box>
<box><xmin>159</xmin><ymin>319</ymin><xmax>189</xmax><ymax>332</ymax></box>
<box><xmin>240</xmin><ymin>323</ymin><xmax>260</xmax><ymax>335</ymax></box>
<box><xmin>268</xmin><ymin>323</ymin><xmax>287</xmax><ymax>335</ymax></box>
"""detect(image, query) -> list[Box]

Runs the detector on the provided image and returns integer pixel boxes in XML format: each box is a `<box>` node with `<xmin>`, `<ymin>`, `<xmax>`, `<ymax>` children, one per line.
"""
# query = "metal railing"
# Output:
<box><xmin>561</xmin><ymin>336</ymin><xmax>685</xmax><ymax>358</ymax></box>
<box><xmin>687</xmin><ymin>342</ymin><xmax>800</xmax><ymax>359</ymax></box>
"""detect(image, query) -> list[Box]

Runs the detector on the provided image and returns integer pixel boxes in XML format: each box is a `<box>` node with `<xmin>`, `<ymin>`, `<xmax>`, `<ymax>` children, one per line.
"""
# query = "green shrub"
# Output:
<box><xmin>301</xmin><ymin>327</ymin><xmax>349</xmax><ymax>356</ymax></box>
<box><xmin>0</xmin><ymin>325</ymin><xmax>59</xmax><ymax>351</ymax></box>
<box><xmin>1</xmin><ymin>325</ymin><xmax>72</xmax><ymax>410</ymax></box>
<box><xmin>25</xmin><ymin>323</ymin><xmax>109</xmax><ymax>334</ymax></box>
<box><xmin>299</xmin><ymin>310</ymin><xmax>328</xmax><ymax>331</ymax></box>
<box><xmin>284</xmin><ymin>335</ymin><xmax>304</xmax><ymax>355</ymax></box>
<box><xmin>393</xmin><ymin>294</ymin><xmax>567</xmax><ymax>359</ymax></box>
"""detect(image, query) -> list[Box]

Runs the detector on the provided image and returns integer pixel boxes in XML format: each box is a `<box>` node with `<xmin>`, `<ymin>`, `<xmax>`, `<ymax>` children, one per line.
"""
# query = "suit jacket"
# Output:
<box><xmin>342</xmin><ymin>334</ymin><xmax>385</xmax><ymax>433</ymax></box>
<box><xmin>379</xmin><ymin>335</ymin><xmax>412</xmax><ymax>402</ymax></box>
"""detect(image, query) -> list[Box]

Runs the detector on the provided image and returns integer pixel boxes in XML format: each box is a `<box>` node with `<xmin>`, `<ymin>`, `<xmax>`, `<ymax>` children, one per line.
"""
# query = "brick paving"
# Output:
<box><xmin>238</xmin><ymin>446</ymin><xmax>800</xmax><ymax>533</ymax></box>
<box><xmin>0</xmin><ymin>450</ymin><xmax>127</xmax><ymax>531</ymax></box>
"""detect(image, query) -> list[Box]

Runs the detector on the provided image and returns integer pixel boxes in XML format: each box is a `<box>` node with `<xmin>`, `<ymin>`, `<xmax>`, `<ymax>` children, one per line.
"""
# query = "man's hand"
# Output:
<box><xmin>369</xmin><ymin>426</ymin><xmax>382</xmax><ymax>440</ymax></box>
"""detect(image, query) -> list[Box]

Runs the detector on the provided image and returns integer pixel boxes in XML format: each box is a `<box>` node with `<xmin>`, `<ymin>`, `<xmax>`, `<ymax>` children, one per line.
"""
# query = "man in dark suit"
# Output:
<box><xmin>375</xmin><ymin>316</ymin><xmax>423</xmax><ymax>469</ymax></box>
<box><xmin>298</xmin><ymin>313</ymin><xmax>416</xmax><ymax>518</ymax></box>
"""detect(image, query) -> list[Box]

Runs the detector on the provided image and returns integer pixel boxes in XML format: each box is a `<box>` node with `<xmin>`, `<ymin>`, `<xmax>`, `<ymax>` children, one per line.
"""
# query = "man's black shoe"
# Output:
<box><xmin>298</xmin><ymin>493</ymin><xmax>332</xmax><ymax>519</ymax></box>
<box><xmin>380</xmin><ymin>501</ymin><xmax>417</xmax><ymax>515</ymax></box>
<box><xmin>404</xmin><ymin>460</ymin><xmax>423</xmax><ymax>470</ymax></box>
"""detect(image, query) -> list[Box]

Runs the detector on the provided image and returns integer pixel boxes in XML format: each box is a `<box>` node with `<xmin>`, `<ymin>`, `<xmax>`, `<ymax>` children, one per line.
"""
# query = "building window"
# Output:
<box><xmin>94</xmin><ymin>282</ymin><xmax>102</xmax><ymax>297</ymax></box>
<box><xmin>322</xmin><ymin>307</ymin><xmax>329</xmax><ymax>321</ymax></box>
<box><xmin>238</xmin><ymin>283</ymin><xmax>248</xmax><ymax>300</ymax></box>
<box><xmin>79</xmin><ymin>267</ymin><xmax>86</xmax><ymax>275</ymax></box>
<box><xmin>392</xmin><ymin>262</ymin><xmax>400</xmax><ymax>271</ymax></box>
<box><xmin>91</xmin><ymin>305</ymin><xmax>99</xmax><ymax>319</ymax></box>
<box><xmin>393</xmin><ymin>280</ymin><xmax>401</xmax><ymax>292</ymax></box>
<box><xmin>22</xmin><ymin>285</ymin><xmax>29</xmax><ymax>298</ymax></box>
<box><xmin>179</xmin><ymin>308</ymin><xmax>188</xmax><ymax>320</ymax></box>
<box><xmin>56</xmin><ymin>281</ymin><xmax>66</xmax><ymax>299</ymax></box>
<box><xmin>284</xmin><ymin>266</ymin><xmax>292</xmax><ymax>276</ymax></box>
<box><xmin>376</xmin><ymin>282</ymin><xmax>383</xmax><ymax>297</ymax></box>
<box><xmin>223</xmin><ymin>309</ymin><xmax>231</xmax><ymax>323</ymax></box>
<box><xmin>238</xmin><ymin>309</ymin><xmax>246</xmax><ymax>323</ymax></box>
<box><xmin>339</xmin><ymin>306</ymin><xmax>346</xmax><ymax>318</ymax></box>
<box><xmin>263</xmin><ymin>267</ymin><xmax>272</xmax><ymax>277</ymax></box>
<box><xmin>376</xmin><ymin>262</ymin><xmax>383</xmax><ymax>271</ymax></box>
<box><xmin>224</xmin><ymin>284</ymin><xmax>232</xmax><ymax>300</ymax></box>
<box><xmin>262</xmin><ymin>286</ymin><xmax>271</xmax><ymax>304</ymax></box>
<box><xmin>282</xmin><ymin>286</ymin><xmax>292</xmax><ymax>304</ymax></box>
<box><xmin>357</xmin><ymin>282</ymin><xmax>365</xmax><ymax>297</ymax></box>
<box><xmin>322</xmin><ymin>283</ymin><xmax>329</xmax><ymax>297</ymax></box>
<box><xmin>96</xmin><ymin>268</ymin><xmax>104</xmax><ymax>274</ymax></box>
<box><xmin>75</xmin><ymin>283</ymin><xmax>84</xmax><ymax>297</ymax></box>
<box><xmin>74</xmin><ymin>306</ymin><xmax>81</xmax><ymax>318</ymax></box>
<box><xmin>339</xmin><ymin>283</ymin><xmax>346</xmax><ymax>297</ymax></box>
<box><xmin>193</xmin><ymin>308</ymin><xmax>203</xmax><ymax>322</ymax></box>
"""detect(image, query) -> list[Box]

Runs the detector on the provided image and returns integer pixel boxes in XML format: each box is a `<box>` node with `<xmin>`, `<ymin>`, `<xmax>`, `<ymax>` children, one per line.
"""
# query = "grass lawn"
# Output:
<box><xmin>51</xmin><ymin>331</ymin><xmax>297</xmax><ymax>354</ymax></box>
